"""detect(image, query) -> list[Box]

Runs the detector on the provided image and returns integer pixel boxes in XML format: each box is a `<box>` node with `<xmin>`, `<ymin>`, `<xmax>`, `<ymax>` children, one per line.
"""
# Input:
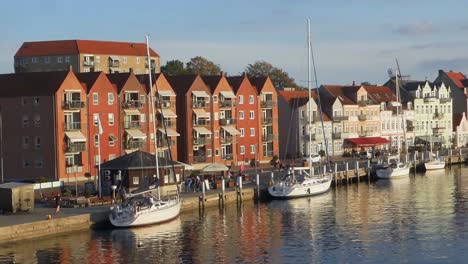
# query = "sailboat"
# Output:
<box><xmin>424</xmin><ymin>135</ymin><xmax>446</xmax><ymax>170</ymax></box>
<box><xmin>376</xmin><ymin>61</ymin><xmax>410</xmax><ymax>179</ymax></box>
<box><xmin>109</xmin><ymin>35</ymin><xmax>181</xmax><ymax>227</ymax></box>
<box><xmin>268</xmin><ymin>18</ymin><xmax>332</xmax><ymax>198</ymax></box>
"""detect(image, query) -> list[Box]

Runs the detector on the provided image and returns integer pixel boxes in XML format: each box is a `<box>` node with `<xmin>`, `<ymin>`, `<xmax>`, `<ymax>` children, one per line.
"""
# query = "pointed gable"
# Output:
<box><xmin>445</xmin><ymin>71</ymin><xmax>466</xmax><ymax>88</ymax></box>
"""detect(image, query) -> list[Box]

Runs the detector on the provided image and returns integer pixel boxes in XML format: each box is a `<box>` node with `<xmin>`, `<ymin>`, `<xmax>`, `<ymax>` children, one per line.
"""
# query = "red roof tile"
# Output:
<box><xmin>321</xmin><ymin>85</ymin><xmax>357</xmax><ymax>105</ymax></box>
<box><xmin>362</xmin><ymin>85</ymin><xmax>396</xmax><ymax>103</ymax></box>
<box><xmin>446</xmin><ymin>71</ymin><xmax>466</xmax><ymax>88</ymax></box>
<box><xmin>15</xmin><ymin>40</ymin><xmax>159</xmax><ymax>57</ymax></box>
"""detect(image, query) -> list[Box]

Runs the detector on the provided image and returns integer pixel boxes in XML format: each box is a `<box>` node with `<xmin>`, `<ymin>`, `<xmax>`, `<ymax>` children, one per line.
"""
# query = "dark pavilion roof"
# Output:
<box><xmin>166</xmin><ymin>74</ymin><xmax>199</xmax><ymax>95</ymax></box>
<box><xmin>100</xmin><ymin>151</ymin><xmax>184</xmax><ymax>170</ymax></box>
<box><xmin>0</xmin><ymin>70</ymin><xmax>69</xmax><ymax>97</ymax></box>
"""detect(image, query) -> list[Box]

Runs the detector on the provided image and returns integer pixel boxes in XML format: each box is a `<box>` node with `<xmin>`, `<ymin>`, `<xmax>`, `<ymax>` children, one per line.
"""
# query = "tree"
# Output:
<box><xmin>186</xmin><ymin>56</ymin><xmax>221</xmax><ymax>75</ymax></box>
<box><xmin>161</xmin><ymin>60</ymin><xmax>187</xmax><ymax>76</ymax></box>
<box><xmin>245</xmin><ymin>60</ymin><xmax>298</xmax><ymax>89</ymax></box>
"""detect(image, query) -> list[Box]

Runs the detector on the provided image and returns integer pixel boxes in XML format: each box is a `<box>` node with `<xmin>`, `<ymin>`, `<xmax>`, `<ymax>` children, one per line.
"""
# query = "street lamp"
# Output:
<box><xmin>111</xmin><ymin>185</ymin><xmax>117</xmax><ymax>206</ymax></box>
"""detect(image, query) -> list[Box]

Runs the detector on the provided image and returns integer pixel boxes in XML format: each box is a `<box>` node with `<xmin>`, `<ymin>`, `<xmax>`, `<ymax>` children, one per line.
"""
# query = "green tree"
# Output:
<box><xmin>245</xmin><ymin>60</ymin><xmax>298</xmax><ymax>89</ymax></box>
<box><xmin>161</xmin><ymin>60</ymin><xmax>187</xmax><ymax>76</ymax></box>
<box><xmin>186</xmin><ymin>56</ymin><xmax>221</xmax><ymax>75</ymax></box>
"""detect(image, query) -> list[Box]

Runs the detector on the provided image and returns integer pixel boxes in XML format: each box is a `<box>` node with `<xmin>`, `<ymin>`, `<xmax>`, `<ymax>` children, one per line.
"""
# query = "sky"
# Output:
<box><xmin>1</xmin><ymin>0</ymin><xmax>468</xmax><ymax>86</ymax></box>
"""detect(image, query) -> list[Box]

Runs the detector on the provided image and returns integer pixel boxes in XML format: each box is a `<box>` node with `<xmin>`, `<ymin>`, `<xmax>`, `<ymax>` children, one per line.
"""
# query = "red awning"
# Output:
<box><xmin>345</xmin><ymin>137</ymin><xmax>390</xmax><ymax>147</ymax></box>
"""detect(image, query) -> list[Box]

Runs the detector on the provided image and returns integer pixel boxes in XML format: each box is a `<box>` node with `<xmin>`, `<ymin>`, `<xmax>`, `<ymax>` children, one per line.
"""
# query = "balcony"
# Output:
<box><xmin>123</xmin><ymin>100</ymin><xmax>143</xmax><ymax>109</ymax></box>
<box><xmin>125</xmin><ymin>140</ymin><xmax>145</xmax><ymax>149</ymax></box>
<box><xmin>332</xmin><ymin>132</ymin><xmax>342</xmax><ymax>140</ymax></box>
<box><xmin>221</xmin><ymin>136</ymin><xmax>234</xmax><ymax>144</ymax></box>
<box><xmin>264</xmin><ymin>150</ymin><xmax>274</xmax><ymax>157</ymax></box>
<box><xmin>157</xmin><ymin>100</ymin><xmax>172</xmax><ymax>109</ymax></box>
<box><xmin>433</xmin><ymin>112</ymin><xmax>444</xmax><ymax>119</ymax></box>
<box><xmin>158</xmin><ymin>139</ymin><xmax>176</xmax><ymax>148</ymax></box>
<box><xmin>64</xmin><ymin>122</ymin><xmax>81</xmax><ymax>130</ymax></box>
<box><xmin>220</xmin><ymin>100</ymin><xmax>236</xmax><ymax>108</ymax></box>
<box><xmin>219</xmin><ymin>118</ymin><xmax>236</xmax><ymax>125</ymax></box>
<box><xmin>304</xmin><ymin>134</ymin><xmax>316</xmax><ymax>141</ymax></box>
<box><xmin>358</xmin><ymin>131</ymin><xmax>372</xmax><ymax>137</ymax></box>
<box><xmin>261</xmin><ymin>100</ymin><xmax>276</xmax><ymax>108</ymax></box>
<box><xmin>158</xmin><ymin>121</ymin><xmax>175</xmax><ymax>128</ymax></box>
<box><xmin>193</xmin><ymin>155</ymin><xmax>207</xmax><ymax>162</ymax></box>
<box><xmin>108</xmin><ymin>61</ymin><xmax>120</xmax><ymax>67</ymax></box>
<box><xmin>62</xmin><ymin>100</ymin><xmax>85</xmax><ymax>109</ymax></box>
<box><xmin>358</xmin><ymin>115</ymin><xmax>367</xmax><ymax>121</ymax></box>
<box><xmin>193</xmin><ymin>119</ymin><xmax>210</xmax><ymax>126</ymax></box>
<box><xmin>424</xmin><ymin>97</ymin><xmax>436</xmax><ymax>103</ymax></box>
<box><xmin>193</xmin><ymin>101</ymin><xmax>209</xmax><ymax>108</ymax></box>
<box><xmin>406</xmin><ymin>125</ymin><xmax>414</xmax><ymax>132</ymax></box>
<box><xmin>222</xmin><ymin>154</ymin><xmax>233</xmax><ymax>160</ymax></box>
<box><xmin>432</xmin><ymin>126</ymin><xmax>445</xmax><ymax>134</ymax></box>
<box><xmin>66</xmin><ymin>142</ymin><xmax>86</xmax><ymax>153</ymax></box>
<box><xmin>262</xmin><ymin>134</ymin><xmax>275</xmax><ymax>142</ymax></box>
<box><xmin>66</xmin><ymin>165</ymin><xmax>83</xmax><ymax>174</ymax></box>
<box><xmin>124</xmin><ymin>121</ymin><xmax>142</xmax><ymax>129</ymax></box>
<box><xmin>83</xmin><ymin>61</ymin><xmax>95</xmax><ymax>66</ymax></box>
<box><xmin>193</xmin><ymin>138</ymin><xmax>207</xmax><ymax>145</ymax></box>
<box><xmin>332</xmin><ymin>115</ymin><xmax>348</xmax><ymax>122</ymax></box>
<box><xmin>358</xmin><ymin>100</ymin><xmax>373</xmax><ymax>106</ymax></box>
<box><xmin>440</xmin><ymin>98</ymin><xmax>451</xmax><ymax>103</ymax></box>
<box><xmin>262</xmin><ymin>116</ymin><xmax>273</xmax><ymax>125</ymax></box>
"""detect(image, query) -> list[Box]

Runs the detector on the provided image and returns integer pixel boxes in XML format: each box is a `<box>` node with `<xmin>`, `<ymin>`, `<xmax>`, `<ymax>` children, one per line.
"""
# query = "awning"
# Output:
<box><xmin>124</xmin><ymin>109</ymin><xmax>141</xmax><ymax>115</ymax></box>
<box><xmin>125</xmin><ymin>129</ymin><xmax>147</xmax><ymax>139</ymax></box>
<box><xmin>177</xmin><ymin>161</ymin><xmax>193</xmax><ymax>170</ymax></box>
<box><xmin>158</xmin><ymin>128</ymin><xmax>180</xmax><ymax>136</ymax></box>
<box><xmin>192</xmin><ymin>90</ymin><xmax>210</xmax><ymax>98</ymax></box>
<box><xmin>193</xmin><ymin>109</ymin><xmax>210</xmax><ymax>118</ymax></box>
<box><xmin>158</xmin><ymin>109</ymin><xmax>177</xmax><ymax>117</ymax></box>
<box><xmin>222</xmin><ymin>126</ymin><xmax>241</xmax><ymax>135</ymax></box>
<box><xmin>345</xmin><ymin>137</ymin><xmax>390</xmax><ymax>147</ymax></box>
<box><xmin>416</xmin><ymin>136</ymin><xmax>443</xmax><ymax>143</ymax></box>
<box><xmin>109</xmin><ymin>56</ymin><xmax>120</xmax><ymax>61</ymax></box>
<box><xmin>220</xmin><ymin>90</ymin><xmax>236</xmax><ymax>98</ymax></box>
<box><xmin>157</xmin><ymin>90</ymin><xmax>175</xmax><ymax>97</ymax></box>
<box><xmin>65</xmin><ymin>131</ymin><xmax>86</xmax><ymax>143</ymax></box>
<box><xmin>193</xmin><ymin>127</ymin><xmax>212</xmax><ymax>135</ymax></box>
<box><xmin>125</xmin><ymin>149</ymin><xmax>139</xmax><ymax>154</ymax></box>
<box><xmin>202</xmin><ymin>163</ymin><xmax>229</xmax><ymax>172</ymax></box>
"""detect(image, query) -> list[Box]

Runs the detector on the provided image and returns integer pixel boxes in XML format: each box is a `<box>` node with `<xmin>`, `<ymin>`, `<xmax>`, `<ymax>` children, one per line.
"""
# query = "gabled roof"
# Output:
<box><xmin>201</xmin><ymin>75</ymin><xmax>223</xmax><ymax>93</ymax></box>
<box><xmin>445</xmin><ymin>71</ymin><xmax>466</xmax><ymax>88</ymax></box>
<box><xmin>106</xmin><ymin>72</ymin><xmax>131</xmax><ymax>93</ymax></box>
<box><xmin>166</xmin><ymin>75</ymin><xmax>199</xmax><ymax>95</ymax></box>
<box><xmin>15</xmin><ymin>40</ymin><xmax>159</xmax><ymax>57</ymax></box>
<box><xmin>321</xmin><ymin>85</ymin><xmax>357</xmax><ymax>105</ymax></box>
<box><xmin>100</xmin><ymin>151</ymin><xmax>183</xmax><ymax>170</ymax></box>
<box><xmin>75</xmin><ymin>72</ymin><xmax>102</xmax><ymax>93</ymax></box>
<box><xmin>0</xmin><ymin>71</ymin><xmax>69</xmax><ymax>97</ymax></box>
<box><xmin>453</xmin><ymin>113</ymin><xmax>464</xmax><ymax>132</ymax></box>
<box><xmin>362</xmin><ymin>85</ymin><xmax>396</xmax><ymax>103</ymax></box>
<box><xmin>278</xmin><ymin>90</ymin><xmax>309</xmax><ymax>105</ymax></box>
<box><xmin>226</xmin><ymin>76</ymin><xmax>244</xmax><ymax>93</ymax></box>
<box><xmin>135</xmin><ymin>73</ymin><xmax>162</xmax><ymax>94</ymax></box>
<box><xmin>249</xmin><ymin>76</ymin><xmax>268</xmax><ymax>94</ymax></box>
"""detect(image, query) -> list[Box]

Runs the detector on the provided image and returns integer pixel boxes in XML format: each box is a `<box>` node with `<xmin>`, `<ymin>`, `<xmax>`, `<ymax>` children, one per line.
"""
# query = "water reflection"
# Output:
<box><xmin>1</xmin><ymin>167</ymin><xmax>468</xmax><ymax>263</ymax></box>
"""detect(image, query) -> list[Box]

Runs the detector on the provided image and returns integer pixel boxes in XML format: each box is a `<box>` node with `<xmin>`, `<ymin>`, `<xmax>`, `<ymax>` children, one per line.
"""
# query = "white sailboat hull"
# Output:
<box><xmin>109</xmin><ymin>198</ymin><xmax>181</xmax><ymax>227</ymax></box>
<box><xmin>424</xmin><ymin>160</ymin><xmax>446</xmax><ymax>170</ymax></box>
<box><xmin>268</xmin><ymin>175</ymin><xmax>332</xmax><ymax>198</ymax></box>
<box><xmin>376</xmin><ymin>163</ymin><xmax>410</xmax><ymax>179</ymax></box>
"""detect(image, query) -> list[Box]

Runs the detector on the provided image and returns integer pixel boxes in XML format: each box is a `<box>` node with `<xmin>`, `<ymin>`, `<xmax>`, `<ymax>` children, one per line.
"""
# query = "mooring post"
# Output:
<box><xmin>201</xmin><ymin>182</ymin><xmax>206</xmax><ymax>209</ymax></box>
<box><xmin>334</xmin><ymin>162</ymin><xmax>338</xmax><ymax>186</ymax></box>
<box><xmin>345</xmin><ymin>162</ymin><xmax>349</xmax><ymax>184</ymax></box>
<box><xmin>237</xmin><ymin>176</ymin><xmax>243</xmax><ymax>203</ymax></box>
<box><xmin>355</xmin><ymin>161</ymin><xmax>359</xmax><ymax>183</ymax></box>
<box><xmin>459</xmin><ymin>148</ymin><xmax>462</xmax><ymax>166</ymax></box>
<box><xmin>220</xmin><ymin>178</ymin><xmax>225</xmax><ymax>206</ymax></box>
<box><xmin>256</xmin><ymin>174</ymin><xmax>260</xmax><ymax>199</ymax></box>
<box><xmin>449</xmin><ymin>149</ymin><xmax>453</xmax><ymax>167</ymax></box>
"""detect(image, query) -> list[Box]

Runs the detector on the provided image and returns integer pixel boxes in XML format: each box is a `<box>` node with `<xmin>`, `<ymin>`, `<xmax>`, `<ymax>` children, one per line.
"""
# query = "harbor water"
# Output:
<box><xmin>1</xmin><ymin>166</ymin><xmax>468</xmax><ymax>263</ymax></box>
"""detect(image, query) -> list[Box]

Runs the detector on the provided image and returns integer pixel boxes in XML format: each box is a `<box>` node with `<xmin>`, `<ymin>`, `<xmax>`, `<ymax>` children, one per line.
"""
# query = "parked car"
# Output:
<box><xmin>303</xmin><ymin>154</ymin><xmax>322</xmax><ymax>163</ymax></box>
<box><xmin>359</xmin><ymin>151</ymin><xmax>372</xmax><ymax>159</ymax></box>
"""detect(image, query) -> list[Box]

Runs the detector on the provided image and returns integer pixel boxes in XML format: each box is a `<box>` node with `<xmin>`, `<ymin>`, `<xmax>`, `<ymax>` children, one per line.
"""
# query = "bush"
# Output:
<box><xmin>63</xmin><ymin>188</ymin><xmax>72</xmax><ymax>197</ymax></box>
<box><xmin>84</xmin><ymin>189</ymin><xmax>91</xmax><ymax>198</ymax></box>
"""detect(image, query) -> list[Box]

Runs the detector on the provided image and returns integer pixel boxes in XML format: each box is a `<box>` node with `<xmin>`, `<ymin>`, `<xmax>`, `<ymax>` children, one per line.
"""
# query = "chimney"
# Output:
<box><xmin>352</xmin><ymin>81</ymin><xmax>355</xmax><ymax>86</ymax></box>
<box><xmin>243</xmin><ymin>72</ymin><xmax>247</xmax><ymax>77</ymax></box>
<box><xmin>220</xmin><ymin>71</ymin><xmax>224</xmax><ymax>76</ymax></box>
<box><xmin>68</xmin><ymin>65</ymin><xmax>73</xmax><ymax>72</ymax></box>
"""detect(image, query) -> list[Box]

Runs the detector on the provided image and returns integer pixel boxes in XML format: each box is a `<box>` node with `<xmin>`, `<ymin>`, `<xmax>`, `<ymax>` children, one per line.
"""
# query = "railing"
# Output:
<box><xmin>193</xmin><ymin>155</ymin><xmax>207</xmax><ymax>162</ymax></box>
<box><xmin>193</xmin><ymin>101</ymin><xmax>209</xmax><ymax>108</ymax></box>
<box><xmin>156</xmin><ymin>100</ymin><xmax>171</xmax><ymax>109</ymax></box>
<box><xmin>66</xmin><ymin>166</ymin><xmax>83</xmax><ymax>174</ymax></box>
<box><xmin>222</xmin><ymin>154</ymin><xmax>233</xmax><ymax>160</ymax></box>
<box><xmin>261</xmin><ymin>100</ymin><xmax>276</xmax><ymax>108</ymax></box>
<box><xmin>193</xmin><ymin>138</ymin><xmax>207</xmax><ymax>145</ymax></box>
<box><xmin>358</xmin><ymin>131</ymin><xmax>372</xmax><ymax>137</ymax></box>
<box><xmin>304</xmin><ymin>134</ymin><xmax>316</xmax><ymax>141</ymax></box>
<box><xmin>64</xmin><ymin>122</ymin><xmax>81</xmax><ymax>130</ymax></box>
<box><xmin>125</xmin><ymin>141</ymin><xmax>145</xmax><ymax>149</ymax></box>
<box><xmin>262</xmin><ymin>117</ymin><xmax>273</xmax><ymax>125</ymax></box>
<box><xmin>108</xmin><ymin>61</ymin><xmax>120</xmax><ymax>67</ymax></box>
<box><xmin>434</xmin><ymin>112</ymin><xmax>444</xmax><ymax>119</ymax></box>
<box><xmin>221</xmin><ymin>136</ymin><xmax>234</xmax><ymax>144</ymax></box>
<box><xmin>123</xmin><ymin>100</ymin><xmax>143</xmax><ymax>109</ymax></box>
<box><xmin>440</xmin><ymin>98</ymin><xmax>451</xmax><ymax>103</ymax></box>
<box><xmin>264</xmin><ymin>150</ymin><xmax>274</xmax><ymax>157</ymax></box>
<box><xmin>332</xmin><ymin>132</ymin><xmax>342</xmax><ymax>139</ymax></box>
<box><xmin>158</xmin><ymin>139</ymin><xmax>176</xmax><ymax>148</ymax></box>
<box><xmin>62</xmin><ymin>100</ymin><xmax>85</xmax><ymax>109</ymax></box>
<box><xmin>220</xmin><ymin>100</ymin><xmax>236</xmax><ymax>108</ymax></box>
<box><xmin>220</xmin><ymin>118</ymin><xmax>236</xmax><ymax>125</ymax></box>
<box><xmin>262</xmin><ymin>134</ymin><xmax>275</xmax><ymax>142</ymax></box>
<box><xmin>358</xmin><ymin>115</ymin><xmax>367</xmax><ymax>121</ymax></box>
<box><xmin>66</xmin><ymin>143</ymin><xmax>86</xmax><ymax>152</ymax></box>
<box><xmin>124</xmin><ymin>121</ymin><xmax>142</xmax><ymax>129</ymax></box>
<box><xmin>193</xmin><ymin>119</ymin><xmax>210</xmax><ymax>126</ymax></box>
<box><xmin>424</xmin><ymin>97</ymin><xmax>436</xmax><ymax>103</ymax></box>
<box><xmin>432</xmin><ymin>126</ymin><xmax>445</xmax><ymax>133</ymax></box>
<box><xmin>358</xmin><ymin>100</ymin><xmax>373</xmax><ymax>106</ymax></box>
<box><xmin>332</xmin><ymin>115</ymin><xmax>348</xmax><ymax>122</ymax></box>
<box><xmin>83</xmin><ymin>61</ymin><xmax>94</xmax><ymax>66</ymax></box>
<box><xmin>157</xmin><ymin>121</ymin><xmax>175</xmax><ymax>128</ymax></box>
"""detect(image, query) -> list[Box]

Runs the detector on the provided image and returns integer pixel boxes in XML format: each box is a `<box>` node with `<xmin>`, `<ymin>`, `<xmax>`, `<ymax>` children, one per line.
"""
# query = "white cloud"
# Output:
<box><xmin>394</xmin><ymin>21</ymin><xmax>437</xmax><ymax>36</ymax></box>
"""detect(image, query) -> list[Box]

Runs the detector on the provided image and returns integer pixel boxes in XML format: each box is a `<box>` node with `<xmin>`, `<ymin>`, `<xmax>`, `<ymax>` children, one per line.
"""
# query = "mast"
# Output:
<box><xmin>146</xmin><ymin>34</ymin><xmax>161</xmax><ymax>199</ymax></box>
<box><xmin>396</xmin><ymin>58</ymin><xmax>407</xmax><ymax>156</ymax></box>
<box><xmin>309</xmin><ymin>18</ymin><xmax>330</xmax><ymax>171</ymax></box>
<box><xmin>307</xmin><ymin>18</ymin><xmax>312</xmax><ymax>171</ymax></box>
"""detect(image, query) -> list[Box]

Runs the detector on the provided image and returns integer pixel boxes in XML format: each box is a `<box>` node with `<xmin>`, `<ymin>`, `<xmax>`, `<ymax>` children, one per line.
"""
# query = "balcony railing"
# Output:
<box><xmin>158</xmin><ymin>139</ymin><xmax>176</xmax><ymax>148</ymax></box>
<box><xmin>193</xmin><ymin>119</ymin><xmax>210</xmax><ymax>126</ymax></box>
<box><xmin>64</xmin><ymin>122</ymin><xmax>81</xmax><ymax>130</ymax></box>
<box><xmin>358</xmin><ymin>131</ymin><xmax>372</xmax><ymax>137</ymax></box>
<box><xmin>434</xmin><ymin>112</ymin><xmax>444</xmax><ymax>119</ymax></box>
<box><xmin>193</xmin><ymin>101</ymin><xmax>209</xmax><ymax>108</ymax></box>
<box><xmin>432</xmin><ymin>127</ymin><xmax>445</xmax><ymax>134</ymax></box>
<box><xmin>264</xmin><ymin>150</ymin><xmax>274</xmax><ymax>157</ymax></box>
<box><xmin>62</xmin><ymin>100</ymin><xmax>85</xmax><ymax>109</ymax></box>
<box><xmin>358</xmin><ymin>100</ymin><xmax>373</xmax><ymax>106</ymax></box>
<box><xmin>262</xmin><ymin>117</ymin><xmax>273</xmax><ymax>125</ymax></box>
<box><xmin>123</xmin><ymin>100</ymin><xmax>143</xmax><ymax>109</ymax></box>
<box><xmin>83</xmin><ymin>61</ymin><xmax>94</xmax><ymax>66</ymax></box>
<box><xmin>358</xmin><ymin>115</ymin><xmax>367</xmax><ymax>121</ymax></box>
<box><xmin>222</xmin><ymin>154</ymin><xmax>233</xmax><ymax>160</ymax></box>
<box><xmin>124</xmin><ymin>121</ymin><xmax>142</xmax><ymax>129</ymax></box>
<box><xmin>66</xmin><ymin>166</ymin><xmax>83</xmax><ymax>174</ymax></box>
<box><xmin>440</xmin><ymin>98</ymin><xmax>451</xmax><ymax>103</ymax></box>
<box><xmin>304</xmin><ymin>134</ymin><xmax>316</xmax><ymax>141</ymax></box>
<box><xmin>332</xmin><ymin>115</ymin><xmax>348</xmax><ymax>122</ymax></box>
<box><xmin>220</xmin><ymin>100</ymin><xmax>236</xmax><ymax>108</ymax></box>
<box><xmin>108</xmin><ymin>61</ymin><xmax>120</xmax><ymax>67</ymax></box>
<box><xmin>332</xmin><ymin>132</ymin><xmax>342</xmax><ymax>139</ymax></box>
<box><xmin>424</xmin><ymin>97</ymin><xmax>436</xmax><ymax>103</ymax></box>
<box><xmin>219</xmin><ymin>118</ymin><xmax>236</xmax><ymax>126</ymax></box>
<box><xmin>262</xmin><ymin>134</ymin><xmax>275</xmax><ymax>142</ymax></box>
<box><xmin>156</xmin><ymin>100</ymin><xmax>172</xmax><ymax>109</ymax></box>
<box><xmin>221</xmin><ymin>136</ymin><xmax>234</xmax><ymax>144</ymax></box>
<box><xmin>193</xmin><ymin>155</ymin><xmax>207</xmax><ymax>162</ymax></box>
<box><xmin>157</xmin><ymin>121</ymin><xmax>175</xmax><ymax>128</ymax></box>
<box><xmin>261</xmin><ymin>100</ymin><xmax>276</xmax><ymax>108</ymax></box>
<box><xmin>66</xmin><ymin>142</ymin><xmax>86</xmax><ymax>153</ymax></box>
<box><xmin>193</xmin><ymin>138</ymin><xmax>207</xmax><ymax>145</ymax></box>
<box><xmin>125</xmin><ymin>140</ymin><xmax>145</xmax><ymax>149</ymax></box>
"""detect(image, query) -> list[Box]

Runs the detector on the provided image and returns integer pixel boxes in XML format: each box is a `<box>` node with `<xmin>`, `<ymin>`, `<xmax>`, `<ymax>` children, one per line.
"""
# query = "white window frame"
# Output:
<box><xmin>108</xmin><ymin>93</ymin><xmax>114</xmax><ymax>105</ymax></box>
<box><xmin>65</xmin><ymin>56</ymin><xmax>70</xmax><ymax>63</ymax></box>
<box><xmin>240</xmin><ymin>128</ymin><xmax>245</xmax><ymax>137</ymax></box>
<box><xmin>250</xmin><ymin>128</ymin><xmax>255</xmax><ymax>136</ymax></box>
<box><xmin>249</xmin><ymin>95</ymin><xmax>254</xmax><ymax>104</ymax></box>
<box><xmin>239</xmin><ymin>95</ymin><xmax>244</xmax><ymax>104</ymax></box>
<box><xmin>240</xmin><ymin>146</ymin><xmax>245</xmax><ymax>155</ymax></box>
<box><xmin>207</xmin><ymin>149</ymin><xmax>212</xmax><ymax>157</ymax></box>
<box><xmin>57</xmin><ymin>57</ymin><xmax>63</xmax><ymax>63</ymax></box>
<box><xmin>108</xmin><ymin>113</ymin><xmax>114</xmax><ymax>126</ymax></box>
<box><xmin>109</xmin><ymin>135</ymin><xmax>115</xmax><ymax>146</ymax></box>
<box><xmin>239</xmin><ymin>111</ymin><xmax>244</xmax><ymax>120</ymax></box>
<box><xmin>250</xmin><ymin>110</ymin><xmax>255</xmax><ymax>119</ymax></box>
<box><xmin>93</xmin><ymin>92</ymin><xmax>98</xmax><ymax>105</ymax></box>
<box><xmin>250</xmin><ymin>145</ymin><xmax>256</xmax><ymax>154</ymax></box>
<box><xmin>94</xmin><ymin>134</ymin><xmax>99</xmax><ymax>147</ymax></box>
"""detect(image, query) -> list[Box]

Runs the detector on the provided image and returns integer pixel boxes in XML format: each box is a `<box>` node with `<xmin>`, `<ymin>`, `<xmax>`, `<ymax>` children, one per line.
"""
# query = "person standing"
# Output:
<box><xmin>55</xmin><ymin>193</ymin><xmax>61</xmax><ymax>213</ymax></box>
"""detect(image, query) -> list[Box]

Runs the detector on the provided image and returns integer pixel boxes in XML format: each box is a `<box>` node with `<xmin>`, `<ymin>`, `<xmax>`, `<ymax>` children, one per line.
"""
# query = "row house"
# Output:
<box><xmin>434</xmin><ymin>70</ymin><xmax>466</xmax><ymax>115</ymax></box>
<box><xmin>454</xmin><ymin>112</ymin><xmax>468</xmax><ymax>148</ymax></box>
<box><xmin>14</xmin><ymin>40</ymin><xmax>160</xmax><ymax>74</ymax></box>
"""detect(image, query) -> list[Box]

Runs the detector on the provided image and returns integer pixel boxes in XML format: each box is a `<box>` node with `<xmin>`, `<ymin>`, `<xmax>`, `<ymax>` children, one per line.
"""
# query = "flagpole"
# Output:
<box><xmin>97</xmin><ymin>114</ymin><xmax>103</xmax><ymax>198</ymax></box>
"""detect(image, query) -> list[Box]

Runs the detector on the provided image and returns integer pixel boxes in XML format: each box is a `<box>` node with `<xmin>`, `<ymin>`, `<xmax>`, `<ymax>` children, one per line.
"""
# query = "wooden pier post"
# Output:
<box><xmin>237</xmin><ymin>176</ymin><xmax>243</xmax><ymax>204</ymax></box>
<box><xmin>355</xmin><ymin>161</ymin><xmax>359</xmax><ymax>183</ymax></box>
<box><xmin>200</xmin><ymin>182</ymin><xmax>206</xmax><ymax>209</ymax></box>
<box><xmin>219</xmin><ymin>178</ymin><xmax>225</xmax><ymax>206</ymax></box>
